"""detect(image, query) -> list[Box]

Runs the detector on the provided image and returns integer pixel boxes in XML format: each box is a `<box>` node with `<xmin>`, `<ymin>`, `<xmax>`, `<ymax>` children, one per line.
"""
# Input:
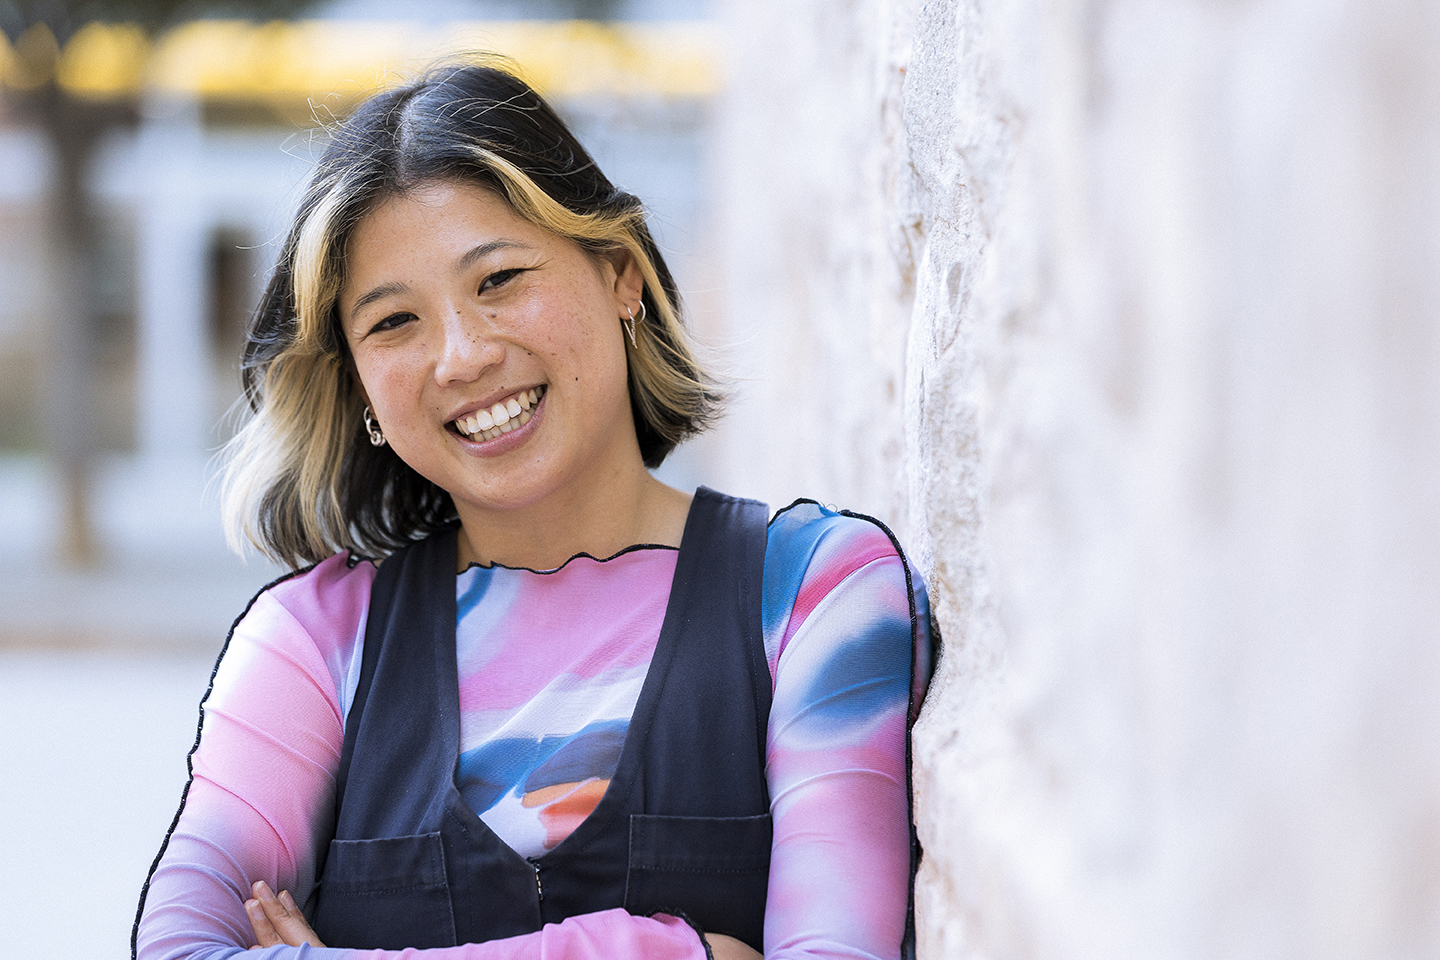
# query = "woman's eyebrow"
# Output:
<box><xmin>351</xmin><ymin>281</ymin><xmax>408</xmax><ymax>316</ymax></box>
<box><xmin>457</xmin><ymin>239</ymin><xmax>532</xmax><ymax>272</ymax></box>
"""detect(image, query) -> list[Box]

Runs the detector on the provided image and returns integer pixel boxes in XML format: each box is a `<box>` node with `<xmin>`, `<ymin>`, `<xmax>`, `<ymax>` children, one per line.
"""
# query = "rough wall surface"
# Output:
<box><xmin>713</xmin><ymin>1</ymin><xmax>1440</xmax><ymax>957</ymax></box>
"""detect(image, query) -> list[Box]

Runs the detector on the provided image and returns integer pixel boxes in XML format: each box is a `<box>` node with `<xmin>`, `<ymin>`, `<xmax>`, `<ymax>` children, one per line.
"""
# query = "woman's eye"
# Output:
<box><xmin>370</xmin><ymin>312</ymin><xmax>416</xmax><ymax>334</ymax></box>
<box><xmin>479</xmin><ymin>268</ymin><xmax>523</xmax><ymax>293</ymax></box>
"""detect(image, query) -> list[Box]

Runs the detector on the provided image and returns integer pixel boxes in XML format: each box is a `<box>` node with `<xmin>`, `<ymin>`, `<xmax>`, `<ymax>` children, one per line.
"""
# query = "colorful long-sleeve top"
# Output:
<box><xmin>135</xmin><ymin>500</ymin><xmax>933</xmax><ymax>960</ymax></box>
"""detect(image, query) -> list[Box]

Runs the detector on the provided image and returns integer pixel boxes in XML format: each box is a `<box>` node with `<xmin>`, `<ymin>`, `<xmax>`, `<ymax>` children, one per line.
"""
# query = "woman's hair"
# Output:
<box><xmin>222</xmin><ymin>57</ymin><xmax>722</xmax><ymax>568</ymax></box>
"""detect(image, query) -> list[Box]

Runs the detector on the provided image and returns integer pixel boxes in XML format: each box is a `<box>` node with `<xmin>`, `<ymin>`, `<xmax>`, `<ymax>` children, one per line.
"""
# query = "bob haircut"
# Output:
<box><xmin>222</xmin><ymin>58</ymin><xmax>722</xmax><ymax>568</ymax></box>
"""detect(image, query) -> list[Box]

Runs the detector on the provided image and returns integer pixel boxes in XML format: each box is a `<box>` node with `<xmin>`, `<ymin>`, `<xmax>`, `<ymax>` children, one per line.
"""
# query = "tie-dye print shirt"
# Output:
<box><xmin>135</xmin><ymin>500</ymin><xmax>932</xmax><ymax>960</ymax></box>
<box><xmin>453</xmin><ymin>546</ymin><xmax>678</xmax><ymax>857</ymax></box>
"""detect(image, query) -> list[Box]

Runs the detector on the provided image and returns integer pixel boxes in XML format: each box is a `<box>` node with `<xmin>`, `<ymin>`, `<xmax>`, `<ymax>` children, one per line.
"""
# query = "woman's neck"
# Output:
<box><xmin>453</xmin><ymin>474</ymin><xmax>692</xmax><ymax>572</ymax></box>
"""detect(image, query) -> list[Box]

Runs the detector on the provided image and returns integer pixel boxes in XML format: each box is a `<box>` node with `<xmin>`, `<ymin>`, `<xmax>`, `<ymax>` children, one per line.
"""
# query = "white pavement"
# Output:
<box><xmin>0</xmin><ymin>649</ymin><xmax>218</xmax><ymax>958</ymax></box>
<box><xmin>0</xmin><ymin>452</ymin><xmax>287</xmax><ymax>957</ymax></box>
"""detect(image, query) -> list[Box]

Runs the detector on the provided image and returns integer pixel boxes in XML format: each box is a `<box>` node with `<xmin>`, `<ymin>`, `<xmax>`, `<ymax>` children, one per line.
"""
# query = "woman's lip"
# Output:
<box><xmin>455</xmin><ymin>390</ymin><xmax>543</xmax><ymax>457</ymax></box>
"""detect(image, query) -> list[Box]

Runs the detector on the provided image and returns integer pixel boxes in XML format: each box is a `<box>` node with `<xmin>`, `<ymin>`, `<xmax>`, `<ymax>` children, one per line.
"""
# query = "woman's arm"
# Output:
<box><xmin>761</xmin><ymin>507</ymin><xmax>930</xmax><ymax>960</ymax></box>
<box><xmin>134</xmin><ymin>556</ymin><xmax>706</xmax><ymax>960</ymax></box>
<box><xmin>244</xmin><ymin>880</ymin><xmax>750</xmax><ymax>960</ymax></box>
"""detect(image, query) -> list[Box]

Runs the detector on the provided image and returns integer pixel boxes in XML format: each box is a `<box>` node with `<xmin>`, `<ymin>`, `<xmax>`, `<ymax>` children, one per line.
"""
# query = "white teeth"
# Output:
<box><xmin>454</xmin><ymin>386</ymin><xmax>543</xmax><ymax>439</ymax></box>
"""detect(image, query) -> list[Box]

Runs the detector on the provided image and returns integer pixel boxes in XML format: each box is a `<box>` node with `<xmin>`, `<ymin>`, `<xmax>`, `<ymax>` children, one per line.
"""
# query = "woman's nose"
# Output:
<box><xmin>433</xmin><ymin>312</ymin><xmax>501</xmax><ymax>384</ymax></box>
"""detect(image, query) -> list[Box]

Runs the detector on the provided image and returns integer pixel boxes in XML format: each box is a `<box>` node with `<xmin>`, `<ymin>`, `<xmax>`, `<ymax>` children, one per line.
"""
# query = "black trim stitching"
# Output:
<box><xmin>648</xmin><ymin>909</ymin><xmax>715</xmax><ymax>960</ymax></box>
<box><xmin>130</xmin><ymin>562</ymin><xmax>320</xmax><ymax>960</ymax></box>
<box><xmin>458</xmin><ymin>541</ymin><xmax>679</xmax><ymax>575</ymax></box>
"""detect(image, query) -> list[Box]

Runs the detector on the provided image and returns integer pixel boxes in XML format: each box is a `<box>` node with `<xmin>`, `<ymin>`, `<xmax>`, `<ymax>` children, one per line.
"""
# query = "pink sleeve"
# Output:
<box><xmin>134</xmin><ymin>554</ymin><xmax>705</xmax><ymax>960</ymax></box>
<box><xmin>761</xmin><ymin>517</ymin><xmax>926</xmax><ymax>960</ymax></box>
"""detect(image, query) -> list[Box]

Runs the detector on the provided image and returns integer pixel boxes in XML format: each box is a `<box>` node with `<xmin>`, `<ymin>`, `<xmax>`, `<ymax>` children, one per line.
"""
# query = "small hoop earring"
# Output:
<box><xmin>363</xmin><ymin>405</ymin><xmax>386</xmax><ymax>447</ymax></box>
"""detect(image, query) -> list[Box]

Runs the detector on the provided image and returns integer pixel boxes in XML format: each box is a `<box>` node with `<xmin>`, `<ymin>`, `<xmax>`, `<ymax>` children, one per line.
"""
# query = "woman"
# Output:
<box><xmin>133</xmin><ymin>60</ymin><xmax>932</xmax><ymax>960</ymax></box>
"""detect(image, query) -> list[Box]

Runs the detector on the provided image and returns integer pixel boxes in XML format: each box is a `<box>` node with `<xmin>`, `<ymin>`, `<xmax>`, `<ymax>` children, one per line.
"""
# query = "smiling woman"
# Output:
<box><xmin>133</xmin><ymin>57</ymin><xmax>931</xmax><ymax>960</ymax></box>
<box><xmin>339</xmin><ymin>181</ymin><xmax>663</xmax><ymax>571</ymax></box>
<box><xmin>222</xmin><ymin>61</ymin><xmax>716</xmax><ymax>571</ymax></box>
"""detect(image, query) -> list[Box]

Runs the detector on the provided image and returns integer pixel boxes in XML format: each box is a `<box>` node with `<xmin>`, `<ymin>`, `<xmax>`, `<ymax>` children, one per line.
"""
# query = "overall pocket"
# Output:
<box><xmin>623</xmin><ymin>813</ymin><xmax>772</xmax><ymax>951</ymax></box>
<box><xmin>310</xmin><ymin>832</ymin><xmax>458</xmax><ymax>949</ymax></box>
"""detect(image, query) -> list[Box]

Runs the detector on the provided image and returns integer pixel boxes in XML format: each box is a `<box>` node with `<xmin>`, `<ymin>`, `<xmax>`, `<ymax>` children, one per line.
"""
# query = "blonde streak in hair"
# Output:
<box><xmin>220</xmin><ymin>352</ymin><xmax>351</xmax><ymax>565</ymax></box>
<box><xmin>291</xmin><ymin>182</ymin><xmax>352</xmax><ymax>349</ymax></box>
<box><xmin>220</xmin><ymin>403</ymin><xmax>288</xmax><ymax>557</ymax></box>
<box><xmin>469</xmin><ymin>148</ymin><xmax>636</xmax><ymax>244</ymax></box>
<box><xmin>271</xmin><ymin>352</ymin><xmax>352</xmax><ymax>560</ymax></box>
<box><xmin>223</xmin><ymin>176</ymin><xmax>363</xmax><ymax>564</ymax></box>
<box><xmin>221</xmin><ymin>359</ymin><xmax>307</xmax><ymax>562</ymax></box>
<box><xmin>583</xmin><ymin>222</ymin><xmax>714</xmax><ymax>432</ymax></box>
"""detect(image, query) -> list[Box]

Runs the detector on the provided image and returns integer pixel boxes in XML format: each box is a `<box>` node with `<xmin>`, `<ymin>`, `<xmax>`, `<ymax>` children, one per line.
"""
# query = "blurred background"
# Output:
<box><xmin>6</xmin><ymin>0</ymin><xmax>1440</xmax><ymax>958</ymax></box>
<box><xmin>0</xmin><ymin>0</ymin><xmax>723</xmax><ymax>954</ymax></box>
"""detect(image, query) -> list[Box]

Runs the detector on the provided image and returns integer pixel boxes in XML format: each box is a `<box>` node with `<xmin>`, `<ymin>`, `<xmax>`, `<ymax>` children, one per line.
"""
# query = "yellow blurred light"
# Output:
<box><xmin>4</xmin><ymin>23</ymin><xmax>61</xmax><ymax>91</ymax></box>
<box><xmin>0</xmin><ymin>19</ymin><xmax>716</xmax><ymax>102</ymax></box>
<box><xmin>442</xmin><ymin>22</ymin><xmax>717</xmax><ymax>98</ymax></box>
<box><xmin>57</xmin><ymin>23</ymin><xmax>149</xmax><ymax>97</ymax></box>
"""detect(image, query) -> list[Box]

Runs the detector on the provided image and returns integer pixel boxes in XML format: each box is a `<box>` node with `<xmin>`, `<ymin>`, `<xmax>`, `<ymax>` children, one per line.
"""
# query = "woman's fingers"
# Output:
<box><xmin>245</xmin><ymin>893</ymin><xmax>281</xmax><ymax>948</ymax></box>
<box><xmin>249</xmin><ymin>881</ymin><xmax>326</xmax><ymax>948</ymax></box>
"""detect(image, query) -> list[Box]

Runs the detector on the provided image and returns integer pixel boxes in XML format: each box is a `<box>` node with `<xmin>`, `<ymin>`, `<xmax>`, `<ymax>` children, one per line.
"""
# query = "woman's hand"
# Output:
<box><xmin>705</xmin><ymin>933</ymin><xmax>762</xmax><ymax>960</ymax></box>
<box><xmin>246</xmin><ymin>881</ymin><xmax>327</xmax><ymax>950</ymax></box>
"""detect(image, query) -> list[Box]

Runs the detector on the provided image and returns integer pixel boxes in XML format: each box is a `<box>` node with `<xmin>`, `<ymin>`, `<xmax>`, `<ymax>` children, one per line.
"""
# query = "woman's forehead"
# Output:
<box><xmin>358</xmin><ymin>180</ymin><xmax>518</xmax><ymax>233</ymax></box>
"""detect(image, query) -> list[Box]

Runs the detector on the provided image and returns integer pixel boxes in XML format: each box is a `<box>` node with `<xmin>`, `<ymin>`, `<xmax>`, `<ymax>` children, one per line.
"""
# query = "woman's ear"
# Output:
<box><xmin>347</xmin><ymin>360</ymin><xmax>371</xmax><ymax>409</ymax></box>
<box><xmin>606</xmin><ymin>248</ymin><xmax>645</xmax><ymax>308</ymax></box>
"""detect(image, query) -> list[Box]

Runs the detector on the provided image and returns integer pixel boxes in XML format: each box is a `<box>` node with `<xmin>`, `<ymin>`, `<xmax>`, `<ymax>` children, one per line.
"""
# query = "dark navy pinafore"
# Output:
<box><xmin>309</xmin><ymin>488</ymin><xmax>773</xmax><ymax>951</ymax></box>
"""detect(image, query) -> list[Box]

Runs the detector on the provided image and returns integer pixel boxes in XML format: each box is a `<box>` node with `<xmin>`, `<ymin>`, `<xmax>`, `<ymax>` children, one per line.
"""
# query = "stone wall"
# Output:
<box><xmin>711</xmin><ymin>0</ymin><xmax>1440</xmax><ymax>956</ymax></box>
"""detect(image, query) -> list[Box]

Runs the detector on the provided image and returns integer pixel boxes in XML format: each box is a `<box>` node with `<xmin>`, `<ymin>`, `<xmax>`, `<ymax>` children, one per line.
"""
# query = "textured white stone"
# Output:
<box><xmin>712</xmin><ymin>0</ymin><xmax>1440</xmax><ymax>956</ymax></box>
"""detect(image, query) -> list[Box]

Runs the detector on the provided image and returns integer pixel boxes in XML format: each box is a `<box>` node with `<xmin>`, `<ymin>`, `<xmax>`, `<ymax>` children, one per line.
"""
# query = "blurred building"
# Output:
<box><xmin>0</xmin><ymin>6</ymin><xmax>719</xmax><ymax>645</ymax></box>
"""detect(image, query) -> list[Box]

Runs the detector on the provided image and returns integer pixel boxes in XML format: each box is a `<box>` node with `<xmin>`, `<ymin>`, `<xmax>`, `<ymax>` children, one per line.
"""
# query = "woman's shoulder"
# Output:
<box><xmin>212</xmin><ymin>552</ymin><xmax>379</xmax><ymax>712</ymax></box>
<box><xmin>759</xmin><ymin>497</ymin><xmax>933</xmax><ymax>710</ymax></box>
<box><xmin>760</xmin><ymin>497</ymin><xmax>923</xmax><ymax>635</ymax></box>
<box><xmin>239</xmin><ymin>551</ymin><xmax>378</xmax><ymax>656</ymax></box>
<box><xmin>763</xmin><ymin>498</ymin><xmax>912</xmax><ymax>586</ymax></box>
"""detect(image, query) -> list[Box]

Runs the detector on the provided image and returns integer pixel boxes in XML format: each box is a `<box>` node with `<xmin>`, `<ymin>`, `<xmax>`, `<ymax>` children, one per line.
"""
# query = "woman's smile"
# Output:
<box><xmin>450</xmin><ymin>385</ymin><xmax>546</xmax><ymax>451</ymax></box>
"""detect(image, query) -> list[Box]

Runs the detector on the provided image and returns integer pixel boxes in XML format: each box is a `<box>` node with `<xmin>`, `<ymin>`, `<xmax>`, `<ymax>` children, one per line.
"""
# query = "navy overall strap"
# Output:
<box><xmin>336</xmin><ymin>525</ymin><xmax>461</xmax><ymax>839</ymax></box>
<box><xmin>311</xmin><ymin>526</ymin><xmax>473</xmax><ymax>948</ymax></box>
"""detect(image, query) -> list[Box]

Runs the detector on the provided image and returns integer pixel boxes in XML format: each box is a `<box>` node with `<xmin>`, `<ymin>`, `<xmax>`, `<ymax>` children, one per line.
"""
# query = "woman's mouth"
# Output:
<box><xmin>451</xmin><ymin>386</ymin><xmax>545</xmax><ymax>441</ymax></box>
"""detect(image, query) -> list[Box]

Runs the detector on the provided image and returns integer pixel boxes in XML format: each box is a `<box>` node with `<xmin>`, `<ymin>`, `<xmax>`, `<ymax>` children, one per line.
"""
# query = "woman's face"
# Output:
<box><xmin>339</xmin><ymin>180</ymin><xmax>644</xmax><ymax>521</ymax></box>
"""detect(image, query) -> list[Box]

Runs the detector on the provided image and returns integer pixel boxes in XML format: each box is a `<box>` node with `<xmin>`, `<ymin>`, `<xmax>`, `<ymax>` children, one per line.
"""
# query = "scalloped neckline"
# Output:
<box><xmin>457</xmin><ymin>541</ymin><xmax>679</xmax><ymax>577</ymax></box>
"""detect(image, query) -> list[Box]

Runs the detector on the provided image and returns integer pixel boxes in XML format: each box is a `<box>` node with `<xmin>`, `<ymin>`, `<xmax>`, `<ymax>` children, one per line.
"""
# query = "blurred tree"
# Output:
<box><xmin>0</xmin><ymin>0</ymin><xmax>316</xmax><ymax>567</ymax></box>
